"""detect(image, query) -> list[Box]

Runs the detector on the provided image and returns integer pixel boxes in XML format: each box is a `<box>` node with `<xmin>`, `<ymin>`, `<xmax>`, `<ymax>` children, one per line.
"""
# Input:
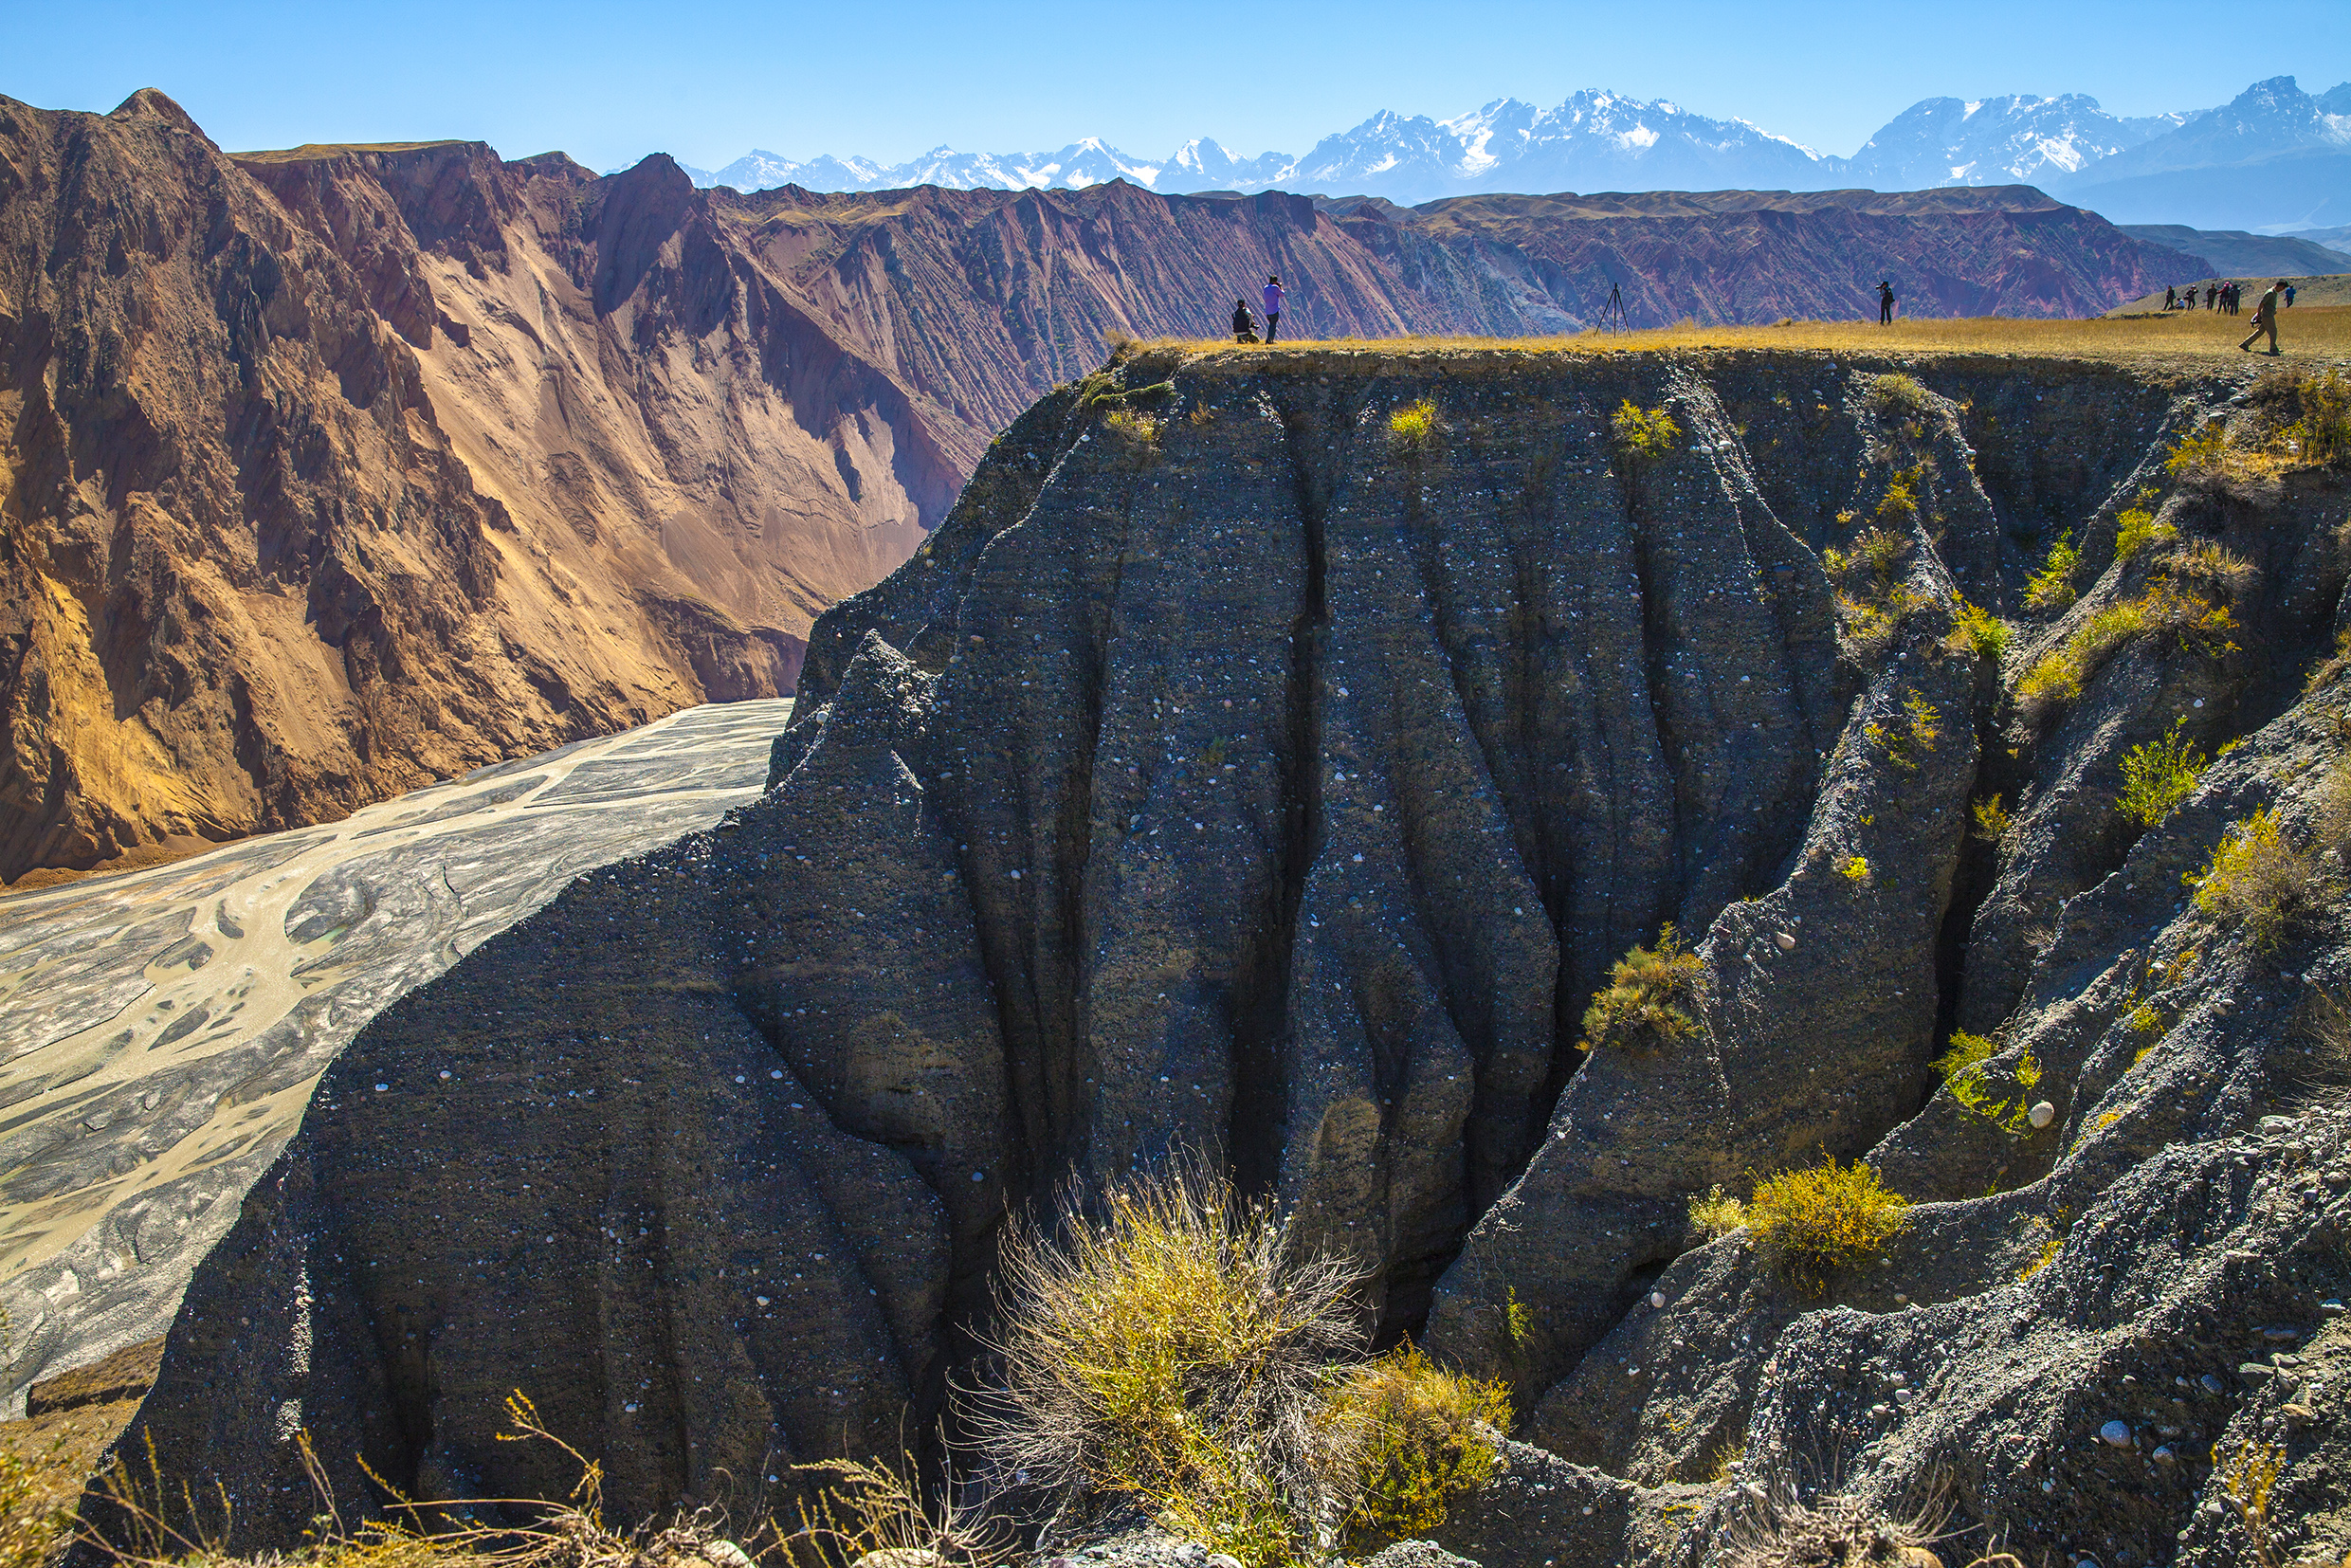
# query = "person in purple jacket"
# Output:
<box><xmin>1262</xmin><ymin>276</ymin><xmax>1284</xmax><ymax>343</ymax></box>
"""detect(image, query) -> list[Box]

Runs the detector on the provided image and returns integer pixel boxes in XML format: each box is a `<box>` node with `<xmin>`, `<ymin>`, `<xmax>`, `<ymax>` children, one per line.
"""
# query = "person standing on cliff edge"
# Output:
<box><xmin>1878</xmin><ymin>281</ymin><xmax>1896</xmax><ymax>324</ymax></box>
<box><xmin>1263</xmin><ymin>276</ymin><xmax>1285</xmax><ymax>343</ymax></box>
<box><xmin>2240</xmin><ymin>280</ymin><xmax>2285</xmax><ymax>355</ymax></box>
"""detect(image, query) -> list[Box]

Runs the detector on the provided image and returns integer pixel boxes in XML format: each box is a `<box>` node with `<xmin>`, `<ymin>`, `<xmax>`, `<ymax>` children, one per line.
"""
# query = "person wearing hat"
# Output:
<box><xmin>1878</xmin><ymin>281</ymin><xmax>1896</xmax><ymax>325</ymax></box>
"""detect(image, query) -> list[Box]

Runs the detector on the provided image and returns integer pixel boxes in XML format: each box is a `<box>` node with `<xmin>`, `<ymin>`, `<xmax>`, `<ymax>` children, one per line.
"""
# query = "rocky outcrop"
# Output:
<box><xmin>100</xmin><ymin>345</ymin><xmax>2351</xmax><ymax>1567</ymax></box>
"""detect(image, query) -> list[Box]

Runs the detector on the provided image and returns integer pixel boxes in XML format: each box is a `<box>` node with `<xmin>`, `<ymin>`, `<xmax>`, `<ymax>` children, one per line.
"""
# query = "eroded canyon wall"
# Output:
<box><xmin>105</xmin><ymin>346</ymin><xmax>2351</xmax><ymax>1565</ymax></box>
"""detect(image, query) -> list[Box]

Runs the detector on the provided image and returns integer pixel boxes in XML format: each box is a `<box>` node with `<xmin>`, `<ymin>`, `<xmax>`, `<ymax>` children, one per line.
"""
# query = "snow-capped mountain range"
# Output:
<box><xmin>649</xmin><ymin>77</ymin><xmax>2351</xmax><ymax>232</ymax></box>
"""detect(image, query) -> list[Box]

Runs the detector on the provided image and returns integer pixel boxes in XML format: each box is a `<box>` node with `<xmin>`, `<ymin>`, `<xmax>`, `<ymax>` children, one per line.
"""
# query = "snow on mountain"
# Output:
<box><xmin>646</xmin><ymin>77</ymin><xmax>2351</xmax><ymax>233</ymax></box>
<box><xmin>1835</xmin><ymin>94</ymin><xmax>2175</xmax><ymax>190</ymax></box>
<box><xmin>2063</xmin><ymin>76</ymin><xmax>2351</xmax><ymax>185</ymax></box>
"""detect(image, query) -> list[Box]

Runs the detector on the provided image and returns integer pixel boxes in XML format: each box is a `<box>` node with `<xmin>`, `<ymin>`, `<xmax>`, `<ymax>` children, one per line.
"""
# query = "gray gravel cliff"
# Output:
<box><xmin>98</xmin><ymin>342</ymin><xmax>2351</xmax><ymax>1568</ymax></box>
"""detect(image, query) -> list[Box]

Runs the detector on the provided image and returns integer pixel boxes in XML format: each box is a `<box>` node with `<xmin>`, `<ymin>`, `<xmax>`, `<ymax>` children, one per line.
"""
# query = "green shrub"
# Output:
<box><xmin>0</xmin><ymin>1450</ymin><xmax>65</xmax><ymax>1568</ymax></box>
<box><xmin>2024</xmin><ymin>529</ymin><xmax>2083</xmax><ymax>611</ymax></box>
<box><xmin>1949</xmin><ymin>599</ymin><xmax>2010</xmax><ymax>660</ymax></box>
<box><xmin>974</xmin><ymin>1162</ymin><xmax>1365</xmax><ymax>1567</ymax></box>
<box><xmin>2166</xmin><ymin>538</ymin><xmax>2258</xmax><ymax>596</ymax></box>
<box><xmin>2014</xmin><ymin>579</ymin><xmax>2238</xmax><ymax>720</ymax></box>
<box><xmin>1388</xmin><ymin>398</ymin><xmax>1439</xmax><ymax>454</ymax></box>
<box><xmin>1688</xmin><ymin>1185</ymin><xmax>1747</xmax><ymax>1240</ymax></box>
<box><xmin>1930</xmin><ymin>1030</ymin><xmax>1998</xmax><ymax>1084</ymax></box>
<box><xmin>2112</xmin><ymin>491</ymin><xmax>2174</xmax><ymax>563</ymax></box>
<box><xmin>1864</xmin><ymin>373</ymin><xmax>1932</xmax><ymax>417</ymax></box>
<box><xmin>1611</xmin><ymin>400</ymin><xmax>1682</xmax><ymax>462</ymax></box>
<box><xmin>1577</xmin><ymin>924</ymin><xmax>1704</xmax><ymax>1054</ymax></box>
<box><xmin>2165</xmin><ymin>423</ymin><xmax>2232</xmax><ymax>480</ymax></box>
<box><xmin>2117</xmin><ymin>723</ymin><xmax>2208</xmax><ymax>830</ymax></box>
<box><xmin>2285</xmin><ymin>368</ymin><xmax>2351</xmax><ymax>466</ymax></box>
<box><xmin>1947</xmin><ymin>1048</ymin><xmax>2044</xmax><ymax>1136</ymax></box>
<box><xmin>2187</xmin><ymin>807</ymin><xmax>2319</xmax><ymax>950</ymax></box>
<box><xmin>1864</xmin><ymin>690</ymin><xmax>1941</xmax><ymax>772</ymax></box>
<box><xmin>1970</xmin><ymin>794</ymin><xmax>2014</xmax><ymax>846</ymax></box>
<box><xmin>1102</xmin><ymin>407</ymin><xmax>1163</xmax><ymax>452</ymax></box>
<box><xmin>1747</xmin><ymin>1158</ymin><xmax>1911</xmax><ymax>1294</ymax></box>
<box><xmin>1321</xmin><ymin>1342</ymin><xmax>1510</xmax><ymax>1543</ymax></box>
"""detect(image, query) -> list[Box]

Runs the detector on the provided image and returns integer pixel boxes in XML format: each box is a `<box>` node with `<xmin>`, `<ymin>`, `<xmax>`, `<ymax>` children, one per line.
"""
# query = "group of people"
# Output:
<box><xmin>1231</xmin><ymin>276</ymin><xmax>1285</xmax><ymax>342</ymax></box>
<box><xmin>2166</xmin><ymin>281</ymin><xmax>2247</xmax><ymax>313</ymax></box>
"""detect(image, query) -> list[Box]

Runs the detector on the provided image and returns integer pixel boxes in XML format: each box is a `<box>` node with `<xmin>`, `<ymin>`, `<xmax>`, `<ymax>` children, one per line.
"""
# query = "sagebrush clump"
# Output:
<box><xmin>1577</xmin><ymin>924</ymin><xmax>1704</xmax><ymax>1054</ymax></box>
<box><xmin>2117</xmin><ymin>723</ymin><xmax>2208</xmax><ymax>830</ymax></box>
<box><xmin>1611</xmin><ymin>399</ymin><xmax>1681</xmax><ymax>461</ymax></box>
<box><xmin>1863</xmin><ymin>373</ymin><xmax>1932</xmax><ymax>418</ymax></box>
<box><xmin>973</xmin><ymin>1162</ymin><xmax>1364</xmax><ymax>1565</ymax></box>
<box><xmin>2188</xmin><ymin>807</ymin><xmax>2321</xmax><ymax>950</ymax></box>
<box><xmin>1320</xmin><ymin>1343</ymin><xmax>1509</xmax><ymax>1543</ymax></box>
<box><xmin>1388</xmin><ymin>398</ymin><xmax>1439</xmax><ymax>454</ymax></box>
<box><xmin>1688</xmin><ymin>1185</ymin><xmax>1747</xmax><ymax>1240</ymax></box>
<box><xmin>2023</xmin><ymin>529</ymin><xmax>2083</xmax><ymax>611</ymax></box>
<box><xmin>2014</xmin><ymin>577</ymin><xmax>2238</xmax><ymax>719</ymax></box>
<box><xmin>1746</xmin><ymin>1158</ymin><xmax>1911</xmax><ymax>1295</ymax></box>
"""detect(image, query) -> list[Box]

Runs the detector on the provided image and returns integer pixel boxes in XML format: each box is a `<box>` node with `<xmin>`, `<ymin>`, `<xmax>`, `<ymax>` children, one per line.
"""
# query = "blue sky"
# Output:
<box><xmin>6</xmin><ymin>0</ymin><xmax>2347</xmax><ymax>173</ymax></box>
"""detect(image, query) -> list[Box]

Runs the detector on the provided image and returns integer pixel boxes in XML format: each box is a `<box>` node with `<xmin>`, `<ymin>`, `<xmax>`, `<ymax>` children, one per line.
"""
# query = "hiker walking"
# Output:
<box><xmin>1231</xmin><ymin>298</ymin><xmax>1260</xmax><ymax>343</ymax></box>
<box><xmin>1878</xmin><ymin>281</ymin><xmax>1896</xmax><ymax>324</ymax></box>
<box><xmin>2205</xmin><ymin>283</ymin><xmax>2217</xmax><ymax>309</ymax></box>
<box><xmin>1262</xmin><ymin>276</ymin><xmax>1285</xmax><ymax>343</ymax></box>
<box><xmin>2286</xmin><ymin>282</ymin><xmax>2297</xmax><ymax>307</ymax></box>
<box><xmin>2240</xmin><ymin>279</ymin><xmax>2286</xmax><ymax>355</ymax></box>
<box><xmin>2163</xmin><ymin>285</ymin><xmax>2178</xmax><ymax>310</ymax></box>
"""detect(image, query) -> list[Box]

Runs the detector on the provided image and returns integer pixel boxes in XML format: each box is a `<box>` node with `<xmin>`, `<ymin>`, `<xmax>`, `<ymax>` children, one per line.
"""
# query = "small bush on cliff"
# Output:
<box><xmin>1930</xmin><ymin>1030</ymin><xmax>1998</xmax><ymax>1085</ymax></box>
<box><xmin>2187</xmin><ymin>807</ymin><xmax>2320</xmax><ymax>950</ymax></box>
<box><xmin>2023</xmin><ymin>529</ymin><xmax>2083</xmax><ymax>612</ymax></box>
<box><xmin>1947</xmin><ymin>1047</ymin><xmax>2044</xmax><ymax>1136</ymax></box>
<box><xmin>1949</xmin><ymin>599</ymin><xmax>2010</xmax><ymax>661</ymax></box>
<box><xmin>1863</xmin><ymin>374</ymin><xmax>1932</xmax><ymax>418</ymax></box>
<box><xmin>1824</xmin><ymin>527</ymin><xmax>1911</xmax><ymax>587</ymax></box>
<box><xmin>2014</xmin><ymin>578</ymin><xmax>2238</xmax><ymax>720</ymax></box>
<box><xmin>2112</xmin><ymin>490</ymin><xmax>2173</xmax><ymax>563</ymax></box>
<box><xmin>2285</xmin><ymin>367</ymin><xmax>2351</xmax><ymax>466</ymax></box>
<box><xmin>1688</xmin><ymin>1185</ymin><xmax>1747</xmax><ymax>1240</ymax></box>
<box><xmin>1320</xmin><ymin>1343</ymin><xmax>1509</xmax><ymax>1544</ymax></box>
<box><xmin>1864</xmin><ymin>691</ymin><xmax>1941</xmax><ymax>772</ymax></box>
<box><xmin>1611</xmin><ymin>400</ymin><xmax>1681</xmax><ymax>462</ymax></box>
<box><xmin>2165</xmin><ymin>421</ymin><xmax>2240</xmax><ymax>484</ymax></box>
<box><xmin>2117</xmin><ymin>723</ymin><xmax>2208</xmax><ymax>830</ymax></box>
<box><xmin>1577</xmin><ymin>924</ymin><xmax>1704</xmax><ymax>1055</ymax></box>
<box><xmin>1746</xmin><ymin>1157</ymin><xmax>1910</xmax><ymax>1295</ymax></box>
<box><xmin>1388</xmin><ymin>398</ymin><xmax>1440</xmax><ymax>454</ymax></box>
<box><xmin>1970</xmin><ymin>793</ymin><xmax>2014</xmax><ymax>847</ymax></box>
<box><xmin>973</xmin><ymin>1161</ymin><xmax>1363</xmax><ymax>1566</ymax></box>
<box><xmin>1102</xmin><ymin>408</ymin><xmax>1163</xmax><ymax>455</ymax></box>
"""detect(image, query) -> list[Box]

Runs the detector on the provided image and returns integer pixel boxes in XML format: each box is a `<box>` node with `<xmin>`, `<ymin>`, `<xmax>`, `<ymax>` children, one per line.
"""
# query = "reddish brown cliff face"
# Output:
<box><xmin>0</xmin><ymin>93</ymin><xmax>948</xmax><ymax>883</ymax></box>
<box><xmin>0</xmin><ymin>92</ymin><xmax>2192</xmax><ymax>883</ymax></box>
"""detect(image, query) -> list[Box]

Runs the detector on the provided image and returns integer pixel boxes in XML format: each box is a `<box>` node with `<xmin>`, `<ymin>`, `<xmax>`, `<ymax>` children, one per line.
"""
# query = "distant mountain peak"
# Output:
<box><xmin>650</xmin><ymin>76</ymin><xmax>2351</xmax><ymax>232</ymax></box>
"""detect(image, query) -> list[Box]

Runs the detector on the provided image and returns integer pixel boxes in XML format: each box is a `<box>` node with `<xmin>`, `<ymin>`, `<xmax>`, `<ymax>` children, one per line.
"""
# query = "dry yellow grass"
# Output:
<box><xmin>1125</xmin><ymin>306</ymin><xmax>2351</xmax><ymax>371</ymax></box>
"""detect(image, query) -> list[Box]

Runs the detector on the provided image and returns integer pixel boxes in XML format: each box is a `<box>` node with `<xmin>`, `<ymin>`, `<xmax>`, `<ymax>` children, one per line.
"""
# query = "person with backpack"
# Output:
<box><xmin>1263</xmin><ymin>276</ymin><xmax>1285</xmax><ymax>343</ymax></box>
<box><xmin>2286</xmin><ymin>283</ymin><xmax>2297</xmax><ymax>307</ymax></box>
<box><xmin>2240</xmin><ymin>280</ymin><xmax>2286</xmax><ymax>355</ymax></box>
<box><xmin>1231</xmin><ymin>299</ymin><xmax>1260</xmax><ymax>343</ymax></box>
<box><xmin>1878</xmin><ymin>281</ymin><xmax>1896</xmax><ymax>324</ymax></box>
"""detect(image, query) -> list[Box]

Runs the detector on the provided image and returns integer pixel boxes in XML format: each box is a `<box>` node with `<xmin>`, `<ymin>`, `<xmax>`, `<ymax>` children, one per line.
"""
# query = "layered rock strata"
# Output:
<box><xmin>105</xmin><ymin>347</ymin><xmax>2351</xmax><ymax>1567</ymax></box>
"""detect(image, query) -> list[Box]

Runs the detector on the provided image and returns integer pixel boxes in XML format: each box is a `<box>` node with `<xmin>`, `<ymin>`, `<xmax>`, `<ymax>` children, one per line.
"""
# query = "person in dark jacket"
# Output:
<box><xmin>1231</xmin><ymin>299</ymin><xmax>1259</xmax><ymax>343</ymax></box>
<box><xmin>2205</xmin><ymin>283</ymin><xmax>2217</xmax><ymax>310</ymax></box>
<box><xmin>1878</xmin><ymin>281</ymin><xmax>1896</xmax><ymax>323</ymax></box>
<box><xmin>2240</xmin><ymin>280</ymin><xmax>2285</xmax><ymax>354</ymax></box>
